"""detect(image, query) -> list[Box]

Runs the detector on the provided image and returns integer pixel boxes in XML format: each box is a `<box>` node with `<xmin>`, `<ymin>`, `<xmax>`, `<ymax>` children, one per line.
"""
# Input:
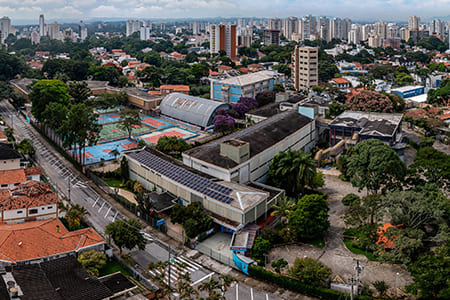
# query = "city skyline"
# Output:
<box><xmin>1</xmin><ymin>0</ymin><xmax>450</xmax><ymax>25</ymax></box>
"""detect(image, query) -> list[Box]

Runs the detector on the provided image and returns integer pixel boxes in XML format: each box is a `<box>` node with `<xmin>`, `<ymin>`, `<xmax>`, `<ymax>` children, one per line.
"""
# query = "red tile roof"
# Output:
<box><xmin>0</xmin><ymin>218</ymin><xmax>105</xmax><ymax>263</ymax></box>
<box><xmin>218</xmin><ymin>65</ymin><xmax>233</xmax><ymax>71</ymax></box>
<box><xmin>24</xmin><ymin>167</ymin><xmax>42</xmax><ymax>176</ymax></box>
<box><xmin>159</xmin><ymin>85</ymin><xmax>190</xmax><ymax>92</ymax></box>
<box><xmin>0</xmin><ymin>181</ymin><xmax>59</xmax><ymax>211</ymax></box>
<box><xmin>0</xmin><ymin>169</ymin><xmax>26</xmax><ymax>185</ymax></box>
<box><xmin>332</xmin><ymin>78</ymin><xmax>350</xmax><ymax>84</ymax></box>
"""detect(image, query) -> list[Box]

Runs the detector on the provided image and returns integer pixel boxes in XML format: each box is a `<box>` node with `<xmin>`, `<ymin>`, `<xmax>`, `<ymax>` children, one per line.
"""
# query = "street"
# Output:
<box><xmin>0</xmin><ymin>101</ymin><xmax>282</xmax><ymax>299</ymax></box>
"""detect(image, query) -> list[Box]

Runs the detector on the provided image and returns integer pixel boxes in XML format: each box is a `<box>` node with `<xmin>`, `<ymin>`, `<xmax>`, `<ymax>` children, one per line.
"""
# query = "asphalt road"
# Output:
<box><xmin>0</xmin><ymin>101</ymin><xmax>281</xmax><ymax>299</ymax></box>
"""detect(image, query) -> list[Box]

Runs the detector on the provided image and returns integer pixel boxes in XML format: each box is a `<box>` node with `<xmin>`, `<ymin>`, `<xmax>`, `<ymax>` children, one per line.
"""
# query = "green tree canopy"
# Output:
<box><xmin>68</xmin><ymin>81</ymin><xmax>91</xmax><ymax>105</ymax></box>
<box><xmin>119</xmin><ymin>108</ymin><xmax>141</xmax><ymax>138</ymax></box>
<box><xmin>289</xmin><ymin>194</ymin><xmax>330</xmax><ymax>240</ymax></box>
<box><xmin>347</xmin><ymin>139</ymin><xmax>406</xmax><ymax>194</ymax></box>
<box><xmin>105</xmin><ymin>219</ymin><xmax>146</xmax><ymax>254</ymax></box>
<box><xmin>0</xmin><ymin>52</ymin><xmax>25</xmax><ymax>81</ymax></box>
<box><xmin>288</xmin><ymin>257</ymin><xmax>332</xmax><ymax>286</ymax></box>
<box><xmin>155</xmin><ymin>136</ymin><xmax>191</xmax><ymax>158</ymax></box>
<box><xmin>29</xmin><ymin>79</ymin><xmax>70</xmax><ymax>124</ymax></box>
<box><xmin>77</xmin><ymin>250</ymin><xmax>107</xmax><ymax>277</ymax></box>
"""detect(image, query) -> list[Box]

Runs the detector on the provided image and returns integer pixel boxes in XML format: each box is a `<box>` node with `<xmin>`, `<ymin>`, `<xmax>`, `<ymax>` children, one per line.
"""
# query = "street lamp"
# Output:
<box><xmin>395</xmin><ymin>272</ymin><xmax>400</xmax><ymax>298</ymax></box>
<box><xmin>67</xmin><ymin>176</ymin><xmax>71</xmax><ymax>202</ymax></box>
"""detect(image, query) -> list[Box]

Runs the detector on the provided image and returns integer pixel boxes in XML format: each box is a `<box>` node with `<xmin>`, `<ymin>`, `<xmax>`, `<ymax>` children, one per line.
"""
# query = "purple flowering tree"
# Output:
<box><xmin>231</xmin><ymin>102</ymin><xmax>249</xmax><ymax>118</ymax></box>
<box><xmin>256</xmin><ymin>91</ymin><xmax>276</xmax><ymax>107</ymax></box>
<box><xmin>238</xmin><ymin>97</ymin><xmax>258</xmax><ymax>110</ymax></box>
<box><xmin>213</xmin><ymin>113</ymin><xmax>235</xmax><ymax>134</ymax></box>
<box><xmin>346</xmin><ymin>90</ymin><xmax>394</xmax><ymax>113</ymax></box>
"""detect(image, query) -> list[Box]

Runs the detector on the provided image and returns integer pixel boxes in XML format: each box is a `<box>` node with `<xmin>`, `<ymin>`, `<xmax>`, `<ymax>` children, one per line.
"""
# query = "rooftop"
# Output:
<box><xmin>0</xmin><ymin>142</ymin><xmax>21</xmax><ymax>160</ymax></box>
<box><xmin>213</xmin><ymin>70</ymin><xmax>277</xmax><ymax>87</ymax></box>
<box><xmin>0</xmin><ymin>181</ymin><xmax>59</xmax><ymax>211</ymax></box>
<box><xmin>9</xmin><ymin>78</ymin><xmax>36</xmax><ymax>94</ymax></box>
<box><xmin>126</xmin><ymin>148</ymin><xmax>268</xmax><ymax>212</ymax></box>
<box><xmin>391</xmin><ymin>85</ymin><xmax>424</xmax><ymax>93</ymax></box>
<box><xmin>0</xmin><ymin>169</ymin><xmax>26</xmax><ymax>185</ymax></box>
<box><xmin>184</xmin><ymin>111</ymin><xmax>313</xmax><ymax>169</ymax></box>
<box><xmin>0</xmin><ymin>218</ymin><xmax>105</xmax><ymax>263</ymax></box>
<box><xmin>329</xmin><ymin>111</ymin><xmax>403</xmax><ymax>137</ymax></box>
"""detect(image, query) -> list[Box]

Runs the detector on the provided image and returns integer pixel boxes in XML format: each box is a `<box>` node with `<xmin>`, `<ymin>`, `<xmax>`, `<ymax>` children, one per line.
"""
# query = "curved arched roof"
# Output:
<box><xmin>160</xmin><ymin>93</ymin><xmax>231</xmax><ymax>128</ymax></box>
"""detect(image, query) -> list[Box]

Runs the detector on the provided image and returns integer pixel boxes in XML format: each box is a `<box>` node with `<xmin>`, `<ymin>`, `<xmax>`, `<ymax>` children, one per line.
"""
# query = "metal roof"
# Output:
<box><xmin>159</xmin><ymin>93</ymin><xmax>230</xmax><ymax>128</ymax></box>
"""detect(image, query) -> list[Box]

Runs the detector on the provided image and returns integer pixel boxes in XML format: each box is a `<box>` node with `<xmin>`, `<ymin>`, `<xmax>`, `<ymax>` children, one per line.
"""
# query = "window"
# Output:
<box><xmin>17</xmin><ymin>210</ymin><xmax>23</xmax><ymax>214</ymax></box>
<box><xmin>29</xmin><ymin>209</ymin><xmax>38</xmax><ymax>215</ymax></box>
<box><xmin>48</xmin><ymin>206</ymin><xmax>53</xmax><ymax>209</ymax></box>
<box><xmin>1</xmin><ymin>184</ymin><xmax>7</xmax><ymax>188</ymax></box>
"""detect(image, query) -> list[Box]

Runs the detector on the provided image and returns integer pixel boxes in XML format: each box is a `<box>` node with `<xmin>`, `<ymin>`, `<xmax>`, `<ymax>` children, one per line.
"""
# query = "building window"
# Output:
<box><xmin>17</xmin><ymin>210</ymin><xmax>23</xmax><ymax>214</ymax></box>
<box><xmin>29</xmin><ymin>209</ymin><xmax>38</xmax><ymax>215</ymax></box>
<box><xmin>1</xmin><ymin>184</ymin><xmax>7</xmax><ymax>188</ymax></box>
<box><xmin>48</xmin><ymin>206</ymin><xmax>53</xmax><ymax>209</ymax></box>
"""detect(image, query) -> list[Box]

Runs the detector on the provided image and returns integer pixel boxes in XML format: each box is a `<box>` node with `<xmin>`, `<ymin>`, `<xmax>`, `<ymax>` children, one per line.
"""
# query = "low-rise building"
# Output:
<box><xmin>391</xmin><ymin>85</ymin><xmax>425</xmax><ymax>99</ymax></box>
<box><xmin>211</xmin><ymin>71</ymin><xmax>282</xmax><ymax>103</ymax></box>
<box><xmin>330</xmin><ymin>77</ymin><xmax>351</xmax><ymax>89</ymax></box>
<box><xmin>0</xmin><ymin>142</ymin><xmax>22</xmax><ymax>171</ymax></box>
<box><xmin>183</xmin><ymin>111</ymin><xmax>316</xmax><ymax>183</ymax></box>
<box><xmin>124</xmin><ymin>147</ymin><xmax>281</xmax><ymax>231</ymax></box>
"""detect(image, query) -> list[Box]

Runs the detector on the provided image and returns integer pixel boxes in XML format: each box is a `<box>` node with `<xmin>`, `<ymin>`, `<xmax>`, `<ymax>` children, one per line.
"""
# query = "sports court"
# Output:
<box><xmin>138</xmin><ymin>127</ymin><xmax>198</xmax><ymax>145</ymax></box>
<box><xmin>96</xmin><ymin>112</ymin><xmax>122</xmax><ymax>125</ymax></box>
<box><xmin>141</xmin><ymin>116</ymin><xmax>171</xmax><ymax>129</ymax></box>
<box><xmin>66</xmin><ymin>138</ymin><xmax>137</xmax><ymax>165</ymax></box>
<box><xmin>99</xmin><ymin>123</ymin><xmax>154</xmax><ymax>141</ymax></box>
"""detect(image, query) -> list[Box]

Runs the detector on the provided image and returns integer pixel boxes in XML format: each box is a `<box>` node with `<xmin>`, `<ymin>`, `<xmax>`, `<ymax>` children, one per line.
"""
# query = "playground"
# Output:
<box><xmin>99</xmin><ymin>123</ymin><xmax>154</xmax><ymax>141</ymax></box>
<box><xmin>137</xmin><ymin>126</ymin><xmax>199</xmax><ymax>145</ymax></box>
<box><xmin>66</xmin><ymin>138</ymin><xmax>137</xmax><ymax>165</ymax></box>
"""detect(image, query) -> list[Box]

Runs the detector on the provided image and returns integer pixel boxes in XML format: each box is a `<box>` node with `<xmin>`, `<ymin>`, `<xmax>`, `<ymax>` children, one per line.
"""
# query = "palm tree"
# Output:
<box><xmin>110</xmin><ymin>148</ymin><xmax>120</xmax><ymax>160</ymax></box>
<box><xmin>271</xmin><ymin>196</ymin><xmax>295</xmax><ymax>224</ymax></box>
<box><xmin>65</xmin><ymin>204</ymin><xmax>89</xmax><ymax>230</ymax></box>
<box><xmin>268</xmin><ymin>150</ymin><xmax>317</xmax><ymax>196</ymax></box>
<box><xmin>175</xmin><ymin>272</ymin><xmax>198</xmax><ymax>299</ymax></box>
<box><xmin>197</xmin><ymin>274</ymin><xmax>236</xmax><ymax>300</ymax></box>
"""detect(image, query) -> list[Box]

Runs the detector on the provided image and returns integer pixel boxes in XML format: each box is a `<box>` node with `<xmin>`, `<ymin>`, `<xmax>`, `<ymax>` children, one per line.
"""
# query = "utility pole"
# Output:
<box><xmin>168</xmin><ymin>245</ymin><xmax>172</xmax><ymax>300</ymax></box>
<box><xmin>68</xmin><ymin>176</ymin><xmax>71</xmax><ymax>202</ymax></box>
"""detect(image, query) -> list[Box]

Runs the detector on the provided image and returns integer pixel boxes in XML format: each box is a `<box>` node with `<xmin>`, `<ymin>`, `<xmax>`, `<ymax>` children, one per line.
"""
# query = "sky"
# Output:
<box><xmin>1</xmin><ymin>0</ymin><xmax>449</xmax><ymax>24</ymax></box>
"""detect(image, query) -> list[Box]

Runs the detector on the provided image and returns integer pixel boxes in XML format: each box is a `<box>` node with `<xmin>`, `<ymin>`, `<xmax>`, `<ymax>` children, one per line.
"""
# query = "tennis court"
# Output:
<box><xmin>96</xmin><ymin>112</ymin><xmax>122</xmax><ymax>125</ymax></box>
<box><xmin>138</xmin><ymin>127</ymin><xmax>199</xmax><ymax>145</ymax></box>
<box><xmin>141</xmin><ymin>116</ymin><xmax>171</xmax><ymax>129</ymax></box>
<box><xmin>66</xmin><ymin>138</ymin><xmax>138</xmax><ymax>165</ymax></box>
<box><xmin>99</xmin><ymin>123</ymin><xmax>154</xmax><ymax>141</ymax></box>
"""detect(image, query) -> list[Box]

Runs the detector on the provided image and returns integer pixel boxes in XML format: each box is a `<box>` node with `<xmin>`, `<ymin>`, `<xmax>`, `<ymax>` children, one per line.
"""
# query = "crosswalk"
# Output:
<box><xmin>147</xmin><ymin>255</ymin><xmax>204</xmax><ymax>286</ymax></box>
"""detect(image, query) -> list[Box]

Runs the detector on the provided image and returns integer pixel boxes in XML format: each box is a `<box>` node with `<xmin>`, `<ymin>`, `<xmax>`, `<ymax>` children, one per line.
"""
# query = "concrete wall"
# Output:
<box><xmin>2</xmin><ymin>203</ymin><xmax>58</xmax><ymax>224</ymax></box>
<box><xmin>0</xmin><ymin>158</ymin><xmax>21</xmax><ymax>171</ymax></box>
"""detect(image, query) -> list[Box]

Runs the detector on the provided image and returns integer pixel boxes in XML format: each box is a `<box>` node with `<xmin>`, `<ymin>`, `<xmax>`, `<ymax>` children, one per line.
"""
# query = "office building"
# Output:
<box><xmin>408</xmin><ymin>16</ymin><xmax>420</xmax><ymax>30</ymax></box>
<box><xmin>210</xmin><ymin>24</ymin><xmax>236</xmax><ymax>58</ymax></box>
<box><xmin>263</xmin><ymin>29</ymin><xmax>280</xmax><ymax>45</ymax></box>
<box><xmin>0</xmin><ymin>16</ymin><xmax>11</xmax><ymax>44</ymax></box>
<box><xmin>291</xmin><ymin>46</ymin><xmax>318</xmax><ymax>92</ymax></box>
<box><xmin>39</xmin><ymin>14</ymin><xmax>44</xmax><ymax>36</ymax></box>
<box><xmin>283</xmin><ymin>17</ymin><xmax>298</xmax><ymax>40</ymax></box>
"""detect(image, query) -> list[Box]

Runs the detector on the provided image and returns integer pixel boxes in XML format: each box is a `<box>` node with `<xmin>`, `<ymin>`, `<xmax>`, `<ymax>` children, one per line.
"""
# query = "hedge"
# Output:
<box><xmin>248</xmin><ymin>264</ymin><xmax>372</xmax><ymax>300</ymax></box>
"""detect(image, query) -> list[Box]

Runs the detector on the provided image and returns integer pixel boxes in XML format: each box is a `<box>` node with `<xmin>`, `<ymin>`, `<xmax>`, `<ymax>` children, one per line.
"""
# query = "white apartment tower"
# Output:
<box><xmin>283</xmin><ymin>17</ymin><xmax>298</xmax><ymax>40</ymax></box>
<box><xmin>348</xmin><ymin>24</ymin><xmax>361</xmax><ymax>45</ymax></box>
<box><xmin>210</xmin><ymin>24</ymin><xmax>237</xmax><ymax>58</ymax></box>
<box><xmin>317</xmin><ymin>17</ymin><xmax>330</xmax><ymax>41</ymax></box>
<box><xmin>429</xmin><ymin>19</ymin><xmax>444</xmax><ymax>37</ymax></box>
<box><xmin>47</xmin><ymin>21</ymin><xmax>60</xmax><ymax>40</ymax></box>
<box><xmin>268</xmin><ymin>18</ymin><xmax>283</xmax><ymax>31</ymax></box>
<box><xmin>291</xmin><ymin>46</ymin><xmax>318</xmax><ymax>92</ymax></box>
<box><xmin>375</xmin><ymin>21</ymin><xmax>387</xmax><ymax>40</ymax></box>
<box><xmin>408</xmin><ymin>16</ymin><xmax>420</xmax><ymax>31</ymax></box>
<box><xmin>126</xmin><ymin>20</ymin><xmax>142</xmax><ymax>36</ymax></box>
<box><xmin>39</xmin><ymin>14</ymin><xmax>44</xmax><ymax>36</ymax></box>
<box><xmin>0</xmin><ymin>16</ymin><xmax>11</xmax><ymax>44</ymax></box>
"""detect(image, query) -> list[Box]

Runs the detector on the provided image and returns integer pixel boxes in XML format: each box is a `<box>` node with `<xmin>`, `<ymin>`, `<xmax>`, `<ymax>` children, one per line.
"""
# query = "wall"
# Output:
<box><xmin>2</xmin><ymin>203</ymin><xmax>57</xmax><ymax>224</ymax></box>
<box><xmin>0</xmin><ymin>158</ymin><xmax>21</xmax><ymax>171</ymax></box>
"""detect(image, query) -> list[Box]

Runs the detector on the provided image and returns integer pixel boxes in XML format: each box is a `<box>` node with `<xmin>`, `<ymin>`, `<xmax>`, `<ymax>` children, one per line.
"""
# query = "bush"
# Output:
<box><xmin>248</xmin><ymin>264</ymin><xmax>372</xmax><ymax>300</ymax></box>
<box><xmin>342</xmin><ymin>193</ymin><xmax>360</xmax><ymax>206</ymax></box>
<box><xmin>346</xmin><ymin>90</ymin><xmax>394</xmax><ymax>113</ymax></box>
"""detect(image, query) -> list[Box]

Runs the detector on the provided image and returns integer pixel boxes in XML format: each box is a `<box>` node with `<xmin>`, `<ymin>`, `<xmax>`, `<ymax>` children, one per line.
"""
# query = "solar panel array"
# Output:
<box><xmin>130</xmin><ymin>151</ymin><xmax>235</xmax><ymax>204</ymax></box>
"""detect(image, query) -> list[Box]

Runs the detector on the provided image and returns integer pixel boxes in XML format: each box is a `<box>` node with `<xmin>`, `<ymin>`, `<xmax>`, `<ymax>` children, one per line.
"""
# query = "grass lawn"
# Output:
<box><xmin>99</xmin><ymin>259</ymin><xmax>132</xmax><ymax>277</ymax></box>
<box><xmin>343</xmin><ymin>240</ymin><xmax>378</xmax><ymax>261</ymax></box>
<box><xmin>103</xmin><ymin>178</ymin><xmax>134</xmax><ymax>193</ymax></box>
<box><xmin>305</xmin><ymin>237</ymin><xmax>326</xmax><ymax>249</ymax></box>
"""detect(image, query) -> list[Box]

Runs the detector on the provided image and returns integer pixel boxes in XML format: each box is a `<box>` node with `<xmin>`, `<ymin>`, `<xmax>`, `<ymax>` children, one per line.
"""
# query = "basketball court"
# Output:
<box><xmin>137</xmin><ymin>127</ymin><xmax>198</xmax><ymax>145</ymax></box>
<box><xmin>141</xmin><ymin>116</ymin><xmax>171</xmax><ymax>129</ymax></box>
<box><xmin>99</xmin><ymin>123</ymin><xmax>154</xmax><ymax>141</ymax></box>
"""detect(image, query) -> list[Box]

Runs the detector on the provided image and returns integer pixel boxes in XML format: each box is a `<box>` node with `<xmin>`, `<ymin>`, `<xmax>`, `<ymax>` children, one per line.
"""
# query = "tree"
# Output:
<box><xmin>62</xmin><ymin>204</ymin><xmax>89</xmax><ymax>231</ymax></box>
<box><xmin>271</xmin><ymin>258</ymin><xmax>288</xmax><ymax>274</ymax></box>
<box><xmin>156</xmin><ymin>136</ymin><xmax>191</xmax><ymax>157</ymax></box>
<box><xmin>289</xmin><ymin>194</ymin><xmax>330</xmax><ymax>240</ymax></box>
<box><xmin>68</xmin><ymin>81</ymin><xmax>91</xmax><ymax>105</ymax></box>
<box><xmin>287</xmin><ymin>257</ymin><xmax>332</xmax><ymax>286</ymax></box>
<box><xmin>88</xmin><ymin>65</ymin><xmax>121</xmax><ymax>86</ymax></box>
<box><xmin>395</xmin><ymin>72</ymin><xmax>414</xmax><ymax>86</ymax></box>
<box><xmin>105</xmin><ymin>219</ymin><xmax>146</xmax><ymax>254</ymax></box>
<box><xmin>346</xmin><ymin>90</ymin><xmax>394</xmax><ymax>113</ymax></box>
<box><xmin>0</xmin><ymin>52</ymin><xmax>25</xmax><ymax>81</ymax></box>
<box><xmin>77</xmin><ymin>250</ymin><xmax>107</xmax><ymax>276</ymax></box>
<box><xmin>16</xmin><ymin>139</ymin><xmax>35</xmax><ymax>157</ymax></box>
<box><xmin>197</xmin><ymin>274</ymin><xmax>236</xmax><ymax>300</ymax></box>
<box><xmin>213</xmin><ymin>112</ymin><xmax>235</xmax><ymax>134</ymax></box>
<box><xmin>147</xmin><ymin>261</ymin><xmax>174</xmax><ymax>297</ymax></box>
<box><xmin>406</xmin><ymin>243</ymin><xmax>450</xmax><ymax>299</ymax></box>
<box><xmin>231</xmin><ymin>102</ymin><xmax>249</xmax><ymax>118</ymax></box>
<box><xmin>29</xmin><ymin>79</ymin><xmax>70</xmax><ymax>123</ymax></box>
<box><xmin>120</xmin><ymin>156</ymin><xmax>129</xmax><ymax>182</ymax></box>
<box><xmin>378</xmin><ymin>227</ymin><xmax>424</xmax><ymax>265</ymax></box>
<box><xmin>347</xmin><ymin>139</ymin><xmax>406</xmax><ymax>195</ymax></box>
<box><xmin>0</xmin><ymin>81</ymin><xmax>13</xmax><ymax>100</ymax></box>
<box><xmin>373</xmin><ymin>281</ymin><xmax>389</xmax><ymax>298</ymax></box>
<box><xmin>267</xmin><ymin>150</ymin><xmax>318</xmax><ymax>196</ymax></box>
<box><xmin>119</xmin><ymin>109</ymin><xmax>141</xmax><ymax>138</ymax></box>
<box><xmin>255</xmin><ymin>91</ymin><xmax>275</xmax><ymax>107</ymax></box>
<box><xmin>318</xmin><ymin>60</ymin><xmax>339</xmax><ymax>82</ymax></box>
<box><xmin>272</xmin><ymin>83</ymin><xmax>285</xmax><ymax>93</ymax></box>
<box><xmin>170</xmin><ymin>202</ymin><xmax>213</xmax><ymax>238</ymax></box>
<box><xmin>270</xmin><ymin>197</ymin><xmax>295</xmax><ymax>224</ymax></box>
<box><xmin>342</xmin><ymin>193</ymin><xmax>360</xmax><ymax>206</ymax></box>
<box><xmin>238</xmin><ymin>97</ymin><xmax>258</xmax><ymax>110</ymax></box>
<box><xmin>252</xmin><ymin>237</ymin><xmax>271</xmax><ymax>264</ymax></box>
<box><xmin>410</xmin><ymin>147</ymin><xmax>450</xmax><ymax>190</ymax></box>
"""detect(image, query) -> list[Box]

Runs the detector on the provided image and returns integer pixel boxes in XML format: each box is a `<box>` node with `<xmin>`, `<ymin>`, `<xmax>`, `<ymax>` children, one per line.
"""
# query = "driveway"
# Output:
<box><xmin>268</xmin><ymin>173</ymin><xmax>413</xmax><ymax>293</ymax></box>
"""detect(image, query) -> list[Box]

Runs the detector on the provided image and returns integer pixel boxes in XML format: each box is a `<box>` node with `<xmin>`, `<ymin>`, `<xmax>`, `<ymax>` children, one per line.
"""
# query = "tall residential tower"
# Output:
<box><xmin>210</xmin><ymin>24</ymin><xmax>236</xmax><ymax>58</ymax></box>
<box><xmin>39</xmin><ymin>14</ymin><xmax>44</xmax><ymax>36</ymax></box>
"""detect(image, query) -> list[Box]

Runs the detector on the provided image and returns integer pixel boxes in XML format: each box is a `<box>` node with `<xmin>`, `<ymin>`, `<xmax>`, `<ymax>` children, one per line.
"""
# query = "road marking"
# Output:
<box><xmin>251</xmin><ymin>288</ymin><xmax>254</xmax><ymax>300</ymax></box>
<box><xmin>266</xmin><ymin>294</ymin><xmax>269</xmax><ymax>300</ymax></box>
<box><xmin>175</xmin><ymin>256</ymin><xmax>200</xmax><ymax>272</ymax></box>
<box><xmin>191</xmin><ymin>272</ymin><xmax>214</xmax><ymax>286</ymax></box>
<box><xmin>112</xmin><ymin>211</ymin><xmax>118</xmax><ymax>222</ymax></box>
<box><xmin>98</xmin><ymin>202</ymin><xmax>105</xmax><ymax>212</ymax></box>
<box><xmin>104</xmin><ymin>206</ymin><xmax>111</xmax><ymax>218</ymax></box>
<box><xmin>92</xmin><ymin>198</ymin><xmax>99</xmax><ymax>207</ymax></box>
<box><xmin>236</xmin><ymin>283</ymin><xmax>239</xmax><ymax>300</ymax></box>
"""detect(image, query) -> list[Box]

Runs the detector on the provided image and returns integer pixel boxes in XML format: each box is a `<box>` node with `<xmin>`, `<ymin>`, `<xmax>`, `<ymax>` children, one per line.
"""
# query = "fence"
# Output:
<box><xmin>195</xmin><ymin>243</ymin><xmax>235</xmax><ymax>269</ymax></box>
<box><xmin>111</xmin><ymin>254</ymin><xmax>156</xmax><ymax>290</ymax></box>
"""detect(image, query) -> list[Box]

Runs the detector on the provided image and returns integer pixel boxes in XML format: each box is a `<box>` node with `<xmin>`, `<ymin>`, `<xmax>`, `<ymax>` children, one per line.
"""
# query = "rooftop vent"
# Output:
<box><xmin>220</xmin><ymin>139</ymin><xmax>250</xmax><ymax>164</ymax></box>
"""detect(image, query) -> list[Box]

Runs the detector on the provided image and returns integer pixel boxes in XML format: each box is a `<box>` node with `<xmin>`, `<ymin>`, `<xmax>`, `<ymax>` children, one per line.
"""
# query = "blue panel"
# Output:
<box><xmin>230</xmin><ymin>95</ymin><xmax>240</xmax><ymax>103</ymax></box>
<box><xmin>213</xmin><ymin>84</ymin><xmax>222</xmax><ymax>91</ymax></box>
<box><xmin>213</xmin><ymin>91</ymin><xmax>222</xmax><ymax>99</ymax></box>
<box><xmin>230</xmin><ymin>87</ymin><xmax>242</xmax><ymax>95</ymax></box>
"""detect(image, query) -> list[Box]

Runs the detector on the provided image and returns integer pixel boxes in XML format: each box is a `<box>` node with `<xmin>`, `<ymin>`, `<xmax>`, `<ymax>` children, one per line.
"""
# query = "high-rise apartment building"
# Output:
<box><xmin>140</xmin><ymin>26</ymin><xmax>151</xmax><ymax>41</ymax></box>
<box><xmin>192</xmin><ymin>21</ymin><xmax>199</xmax><ymax>35</ymax></box>
<box><xmin>348</xmin><ymin>24</ymin><xmax>361</xmax><ymax>45</ymax></box>
<box><xmin>283</xmin><ymin>17</ymin><xmax>298</xmax><ymax>41</ymax></box>
<box><xmin>31</xmin><ymin>31</ymin><xmax>40</xmax><ymax>44</ymax></box>
<box><xmin>126</xmin><ymin>20</ymin><xmax>142</xmax><ymax>36</ymax></box>
<box><xmin>374</xmin><ymin>21</ymin><xmax>387</xmax><ymax>40</ymax></box>
<box><xmin>39</xmin><ymin>14</ymin><xmax>44</xmax><ymax>37</ymax></box>
<box><xmin>210</xmin><ymin>24</ymin><xmax>236</xmax><ymax>58</ymax></box>
<box><xmin>47</xmin><ymin>21</ymin><xmax>61</xmax><ymax>40</ymax></box>
<box><xmin>429</xmin><ymin>19</ymin><xmax>444</xmax><ymax>37</ymax></box>
<box><xmin>361</xmin><ymin>24</ymin><xmax>372</xmax><ymax>41</ymax></box>
<box><xmin>408</xmin><ymin>16</ymin><xmax>420</xmax><ymax>31</ymax></box>
<box><xmin>317</xmin><ymin>17</ymin><xmax>330</xmax><ymax>41</ymax></box>
<box><xmin>268</xmin><ymin>18</ymin><xmax>282</xmax><ymax>31</ymax></box>
<box><xmin>0</xmin><ymin>16</ymin><xmax>11</xmax><ymax>44</ymax></box>
<box><xmin>238</xmin><ymin>27</ymin><xmax>252</xmax><ymax>47</ymax></box>
<box><xmin>263</xmin><ymin>29</ymin><xmax>280</xmax><ymax>45</ymax></box>
<box><xmin>291</xmin><ymin>46</ymin><xmax>318</xmax><ymax>92</ymax></box>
